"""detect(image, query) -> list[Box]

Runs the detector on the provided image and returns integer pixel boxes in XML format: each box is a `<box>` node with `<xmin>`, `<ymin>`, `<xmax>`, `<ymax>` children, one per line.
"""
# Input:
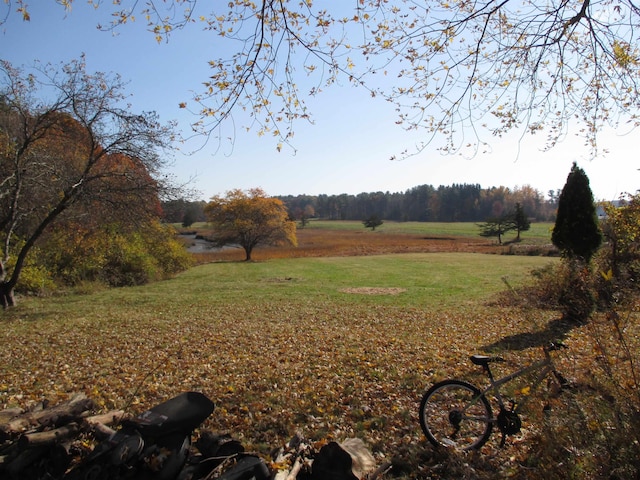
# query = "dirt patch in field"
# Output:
<box><xmin>339</xmin><ymin>287</ymin><xmax>408</xmax><ymax>295</ymax></box>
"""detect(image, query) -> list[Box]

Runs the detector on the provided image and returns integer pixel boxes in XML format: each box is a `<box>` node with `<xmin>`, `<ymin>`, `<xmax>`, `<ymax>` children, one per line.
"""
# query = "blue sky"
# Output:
<box><xmin>1</xmin><ymin>2</ymin><xmax>637</xmax><ymax>201</ymax></box>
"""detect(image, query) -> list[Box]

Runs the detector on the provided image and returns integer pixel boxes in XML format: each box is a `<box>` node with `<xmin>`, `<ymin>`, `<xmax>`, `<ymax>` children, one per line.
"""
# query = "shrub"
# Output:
<box><xmin>558</xmin><ymin>259</ymin><xmax>596</xmax><ymax>322</ymax></box>
<box><xmin>526</xmin><ymin>308</ymin><xmax>640</xmax><ymax>478</ymax></box>
<box><xmin>141</xmin><ymin>221</ymin><xmax>193</xmax><ymax>276</ymax></box>
<box><xmin>510</xmin><ymin>206</ymin><xmax>640</xmax><ymax>476</ymax></box>
<box><xmin>506</xmin><ymin>261</ymin><xmax>595</xmax><ymax>321</ymax></box>
<box><xmin>4</xmin><ymin>243</ymin><xmax>58</xmax><ymax>296</ymax></box>
<box><xmin>102</xmin><ymin>232</ymin><xmax>158</xmax><ymax>286</ymax></box>
<box><xmin>502</xmin><ymin>243</ymin><xmax>559</xmax><ymax>256</ymax></box>
<box><xmin>14</xmin><ymin>264</ymin><xmax>56</xmax><ymax>295</ymax></box>
<box><xmin>99</xmin><ymin>222</ymin><xmax>193</xmax><ymax>286</ymax></box>
<box><xmin>35</xmin><ymin>220</ymin><xmax>192</xmax><ymax>289</ymax></box>
<box><xmin>595</xmin><ymin>194</ymin><xmax>640</xmax><ymax>308</ymax></box>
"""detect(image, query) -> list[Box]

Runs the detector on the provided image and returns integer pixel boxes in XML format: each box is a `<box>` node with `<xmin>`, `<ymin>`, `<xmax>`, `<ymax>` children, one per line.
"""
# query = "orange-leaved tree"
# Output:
<box><xmin>204</xmin><ymin>188</ymin><xmax>297</xmax><ymax>261</ymax></box>
<box><xmin>0</xmin><ymin>58</ymin><xmax>176</xmax><ymax>307</ymax></box>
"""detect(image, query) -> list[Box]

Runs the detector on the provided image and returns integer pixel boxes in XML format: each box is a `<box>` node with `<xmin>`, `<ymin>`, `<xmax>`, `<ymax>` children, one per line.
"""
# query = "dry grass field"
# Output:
<box><xmin>186</xmin><ymin>224</ymin><xmax>552</xmax><ymax>264</ymax></box>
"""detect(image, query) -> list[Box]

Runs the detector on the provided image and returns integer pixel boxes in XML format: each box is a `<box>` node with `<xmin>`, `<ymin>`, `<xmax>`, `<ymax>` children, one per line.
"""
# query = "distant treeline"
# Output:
<box><xmin>279</xmin><ymin>184</ymin><xmax>558</xmax><ymax>222</ymax></box>
<box><xmin>162</xmin><ymin>184</ymin><xmax>559</xmax><ymax>225</ymax></box>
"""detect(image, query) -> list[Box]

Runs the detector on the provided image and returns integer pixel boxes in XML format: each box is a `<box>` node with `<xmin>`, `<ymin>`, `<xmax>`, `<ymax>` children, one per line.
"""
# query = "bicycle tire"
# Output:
<box><xmin>419</xmin><ymin>379</ymin><xmax>493</xmax><ymax>451</ymax></box>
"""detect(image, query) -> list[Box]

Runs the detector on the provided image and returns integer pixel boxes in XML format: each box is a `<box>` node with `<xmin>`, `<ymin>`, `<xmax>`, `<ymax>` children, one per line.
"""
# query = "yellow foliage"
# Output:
<box><xmin>204</xmin><ymin>188</ymin><xmax>297</xmax><ymax>260</ymax></box>
<box><xmin>612</xmin><ymin>40</ymin><xmax>638</xmax><ymax>68</ymax></box>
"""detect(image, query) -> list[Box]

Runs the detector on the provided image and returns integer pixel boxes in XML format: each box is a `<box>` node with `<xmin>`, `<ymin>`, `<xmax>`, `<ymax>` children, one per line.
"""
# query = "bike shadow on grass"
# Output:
<box><xmin>480</xmin><ymin>317</ymin><xmax>579</xmax><ymax>352</ymax></box>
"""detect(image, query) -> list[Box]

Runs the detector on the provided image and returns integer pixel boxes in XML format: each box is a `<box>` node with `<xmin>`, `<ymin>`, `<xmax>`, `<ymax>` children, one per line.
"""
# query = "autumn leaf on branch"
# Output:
<box><xmin>6</xmin><ymin>1</ymin><xmax>640</xmax><ymax>156</ymax></box>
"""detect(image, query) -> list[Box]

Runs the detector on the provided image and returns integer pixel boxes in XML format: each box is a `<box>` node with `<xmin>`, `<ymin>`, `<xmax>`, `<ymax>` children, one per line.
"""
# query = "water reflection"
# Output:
<box><xmin>181</xmin><ymin>234</ymin><xmax>222</xmax><ymax>253</ymax></box>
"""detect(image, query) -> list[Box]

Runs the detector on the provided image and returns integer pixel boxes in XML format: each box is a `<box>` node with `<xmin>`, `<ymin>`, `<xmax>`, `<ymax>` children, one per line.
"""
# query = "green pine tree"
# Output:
<box><xmin>513</xmin><ymin>202</ymin><xmax>531</xmax><ymax>241</ymax></box>
<box><xmin>552</xmin><ymin>162</ymin><xmax>602</xmax><ymax>262</ymax></box>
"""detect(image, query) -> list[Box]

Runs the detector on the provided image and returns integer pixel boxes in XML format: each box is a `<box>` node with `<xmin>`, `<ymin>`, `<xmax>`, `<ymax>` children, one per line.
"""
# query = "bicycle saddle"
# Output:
<box><xmin>470</xmin><ymin>355</ymin><xmax>505</xmax><ymax>366</ymax></box>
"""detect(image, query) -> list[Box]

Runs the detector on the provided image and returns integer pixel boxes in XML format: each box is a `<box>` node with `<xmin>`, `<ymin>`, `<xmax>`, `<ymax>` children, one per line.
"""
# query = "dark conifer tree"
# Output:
<box><xmin>513</xmin><ymin>202</ymin><xmax>531</xmax><ymax>241</ymax></box>
<box><xmin>552</xmin><ymin>162</ymin><xmax>602</xmax><ymax>262</ymax></box>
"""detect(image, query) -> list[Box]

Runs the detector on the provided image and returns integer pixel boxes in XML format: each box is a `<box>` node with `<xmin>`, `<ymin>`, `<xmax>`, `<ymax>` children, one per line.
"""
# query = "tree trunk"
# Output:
<box><xmin>244</xmin><ymin>246</ymin><xmax>253</xmax><ymax>261</ymax></box>
<box><xmin>0</xmin><ymin>282</ymin><xmax>15</xmax><ymax>308</ymax></box>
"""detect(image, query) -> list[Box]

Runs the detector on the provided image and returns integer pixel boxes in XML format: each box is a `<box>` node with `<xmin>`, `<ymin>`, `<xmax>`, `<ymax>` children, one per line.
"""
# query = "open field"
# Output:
<box><xmin>303</xmin><ymin>221</ymin><xmax>554</xmax><ymax>241</ymax></box>
<box><xmin>185</xmin><ymin>221</ymin><xmax>557</xmax><ymax>264</ymax></box>
<box><xmin>184</xmin><ymin>220</ymin><xmax>554</xmax><ymax>242</ymax></box>
<box><xmin>2</xmin><ymin>225</ymin><xmax>638</xmax><ymax>478</ymax></box>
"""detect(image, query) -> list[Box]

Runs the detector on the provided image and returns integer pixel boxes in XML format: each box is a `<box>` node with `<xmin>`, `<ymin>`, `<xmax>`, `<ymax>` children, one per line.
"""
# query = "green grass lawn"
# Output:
<box><xmin>9</xmin><ymin>253</ymin><xmax>556</xmax><ymax>316</ymax></box>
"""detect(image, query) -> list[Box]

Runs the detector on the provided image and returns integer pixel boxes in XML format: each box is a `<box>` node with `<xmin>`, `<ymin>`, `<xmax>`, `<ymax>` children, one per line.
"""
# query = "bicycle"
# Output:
<box><xmin>419</xmin><ymin>342</ymin><xmax>568</xmax><ymax>451</ymax></box>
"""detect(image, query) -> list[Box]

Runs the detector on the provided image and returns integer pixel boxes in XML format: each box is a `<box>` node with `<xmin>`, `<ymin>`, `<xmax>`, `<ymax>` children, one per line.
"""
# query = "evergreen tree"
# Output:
<box><xmin>478</xmin><ymin>214</ymin><xmax>514</xmax><ymax>244</ymax></box>
<box><xmin>552</xmin><ymin>162</ymin><xmax>602</xmax><ymax>262</ymax></box>
<box><xmin>363</xmin><ymin>215</ymin><xmax>383</xmax><ymax>231</ymax></box>
<box><xmin>513</xmin><ymin>202</ymin><xmax>531</xmax><ymax>241</ymax></box>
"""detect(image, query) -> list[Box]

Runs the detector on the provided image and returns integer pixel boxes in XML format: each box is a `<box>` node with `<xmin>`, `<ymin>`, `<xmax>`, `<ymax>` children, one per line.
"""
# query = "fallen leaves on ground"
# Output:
<box><xmin>4</xmin><ymin>296</ymin><xmax>635</xmax><ymax>478</ymax></box>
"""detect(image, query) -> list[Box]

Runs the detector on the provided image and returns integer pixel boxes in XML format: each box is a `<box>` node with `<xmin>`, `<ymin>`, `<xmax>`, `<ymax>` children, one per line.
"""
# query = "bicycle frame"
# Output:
<box><xmin>479</xmin><ymin>351</ymin><xmax>555</xmax><ymax>415</ymax></box>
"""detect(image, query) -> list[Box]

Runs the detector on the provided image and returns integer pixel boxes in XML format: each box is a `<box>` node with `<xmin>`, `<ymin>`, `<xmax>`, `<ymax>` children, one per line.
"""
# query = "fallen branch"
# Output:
<box><xmin>83</xmin><ymin>409</ymin><xmax>125</xmax><ymax>427</ymax></box>
<box><xmin>0</xmin><ymin>393</ymin><xmax>93</xmax><ymax>440</ymax></box>
<box><xmin>0</xmin><ymin>408</ymin><xmax>23</xmax><ymax>425</ymax></box>
<box><xmin>83</xmin><ymin>410</ymin><xmax>125</xmax><ymax>439</ymax></box>
<box><xmin>286</xmin><ymin>456</ymin><xmax>304</xmax><ymax>480</ymax></box>
<box><xmin>18</xmin><ymin>422</ymin><xmax>79</xmax><ymax>448</ymax></box>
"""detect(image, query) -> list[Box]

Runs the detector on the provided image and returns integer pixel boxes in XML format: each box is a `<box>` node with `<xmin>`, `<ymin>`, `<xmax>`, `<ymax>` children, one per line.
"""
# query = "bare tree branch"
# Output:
<box><xmin>4</xmin><ymin>1</ymin><xmax>640</xmax><ymax>156</ymax></box>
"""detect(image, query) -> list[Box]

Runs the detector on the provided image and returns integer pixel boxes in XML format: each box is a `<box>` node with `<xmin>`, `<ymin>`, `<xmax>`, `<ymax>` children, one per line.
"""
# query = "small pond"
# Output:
<box><xmin>180</xmin><ymin>234</ymin><xmax>232</xmax><ymax>253</ymax></box>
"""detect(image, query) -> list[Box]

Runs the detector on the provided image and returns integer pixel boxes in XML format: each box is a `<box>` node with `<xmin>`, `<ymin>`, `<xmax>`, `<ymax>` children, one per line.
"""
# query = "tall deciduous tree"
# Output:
<box><xmin>0</xmin><ymin>58</ymin><xmax>176</xmax><ymax>307</ymax></box>
<box><xmin>552</xmin><ymin>162</ymin><xmax>602</xmax><ymax>262</ymax></box>
<box><xmin>8</xmin><ymin>1</ymin><xmax>640</xmax><ymax>155</ymax></box>
<box><xmin>204</xmin><ymin>188</ymin><xmax>297</xmax><ymax>261</ymax></box>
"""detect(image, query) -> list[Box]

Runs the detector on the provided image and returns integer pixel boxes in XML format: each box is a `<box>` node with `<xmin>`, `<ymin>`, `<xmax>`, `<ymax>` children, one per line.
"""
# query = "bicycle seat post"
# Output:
<box><xmin>470</xmin><ymin>355</ymin><xmax>497</xmax><ymax>383</ymax></box>
<box><xmin>484</xmin><ymin>363</ymin><xmax>496</xmax><ymax>384</ymax></box>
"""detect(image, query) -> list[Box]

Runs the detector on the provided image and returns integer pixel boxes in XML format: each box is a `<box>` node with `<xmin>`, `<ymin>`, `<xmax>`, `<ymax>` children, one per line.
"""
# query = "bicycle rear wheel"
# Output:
<box><xmin>419</xmin><ymin>379</ymin><xmax>493</xmax><ymax>450</ymax></box>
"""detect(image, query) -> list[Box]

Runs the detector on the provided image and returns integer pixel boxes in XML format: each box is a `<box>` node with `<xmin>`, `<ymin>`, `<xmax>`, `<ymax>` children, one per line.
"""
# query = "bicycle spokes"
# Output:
<box><xmin>420</xmin><ymin>380</ymin><xmax>493</xmax><ymax>451</ymax></box>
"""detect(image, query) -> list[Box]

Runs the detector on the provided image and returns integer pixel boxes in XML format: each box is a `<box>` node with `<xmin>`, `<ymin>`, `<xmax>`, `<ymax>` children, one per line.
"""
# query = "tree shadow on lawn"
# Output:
<box><xmin>481</xmin><ymin>317</ymin><xmax>580</xmax><ymax>352</ymax></box>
